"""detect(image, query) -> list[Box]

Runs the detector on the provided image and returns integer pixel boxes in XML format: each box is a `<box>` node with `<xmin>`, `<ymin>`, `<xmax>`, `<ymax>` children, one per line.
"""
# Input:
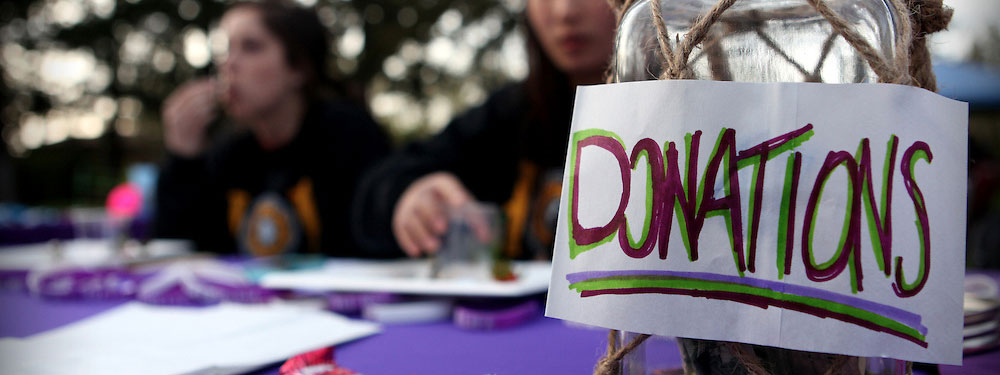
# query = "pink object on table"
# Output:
<box><xmin>106</xmin><ymin>183</ymin><xmax>143</xmax><ymax>219</ymax></box>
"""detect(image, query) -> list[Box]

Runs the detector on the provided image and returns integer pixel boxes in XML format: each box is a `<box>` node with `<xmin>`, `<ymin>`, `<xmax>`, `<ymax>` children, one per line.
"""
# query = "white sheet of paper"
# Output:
<box><xmin>0</xmin><ymin>301</ymin><xmax>379</xmax><ymax>375</ymax></box>
<box><xmin>545</xmin><ymin>80</ymin><xmax>967</xmax><ymax>364</ymax></box>
<box><xmin>0</xmin><ymin>239</ymin><xmax>193</xmax><ymax>270</ymax></box>
<box><xmin>261</xmin><ymin>259</ymin><xmax>551</xmax><ymax>297</ymax></box>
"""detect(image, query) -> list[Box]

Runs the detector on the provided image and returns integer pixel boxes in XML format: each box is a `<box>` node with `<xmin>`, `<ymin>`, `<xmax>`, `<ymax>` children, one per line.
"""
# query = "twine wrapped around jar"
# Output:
<box><xmin>594</xmin><ymin>1</ymin><xmax>952</xmax><ymax>374</ymax></box>
<box><xmin>604</xmin><ymin>0</ymin><xmax>951</xmax><ymax>88</ymax></box>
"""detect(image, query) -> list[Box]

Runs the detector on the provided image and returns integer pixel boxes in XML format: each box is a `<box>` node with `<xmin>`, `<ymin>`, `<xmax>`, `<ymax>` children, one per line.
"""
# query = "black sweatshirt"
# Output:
<box><xmin>353</xmin><ymin>84</ymin><xmax>574</xmax><ymax>259</ymax></box>
<box><xmin>155</xmin><ymin>101</ymin><xmax>392</xmax><ymax>257</ymax></box>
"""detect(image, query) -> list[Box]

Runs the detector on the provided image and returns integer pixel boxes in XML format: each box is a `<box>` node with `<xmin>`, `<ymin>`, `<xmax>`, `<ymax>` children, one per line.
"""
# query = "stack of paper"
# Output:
<box><xmin>0</xmin><ymin>302</ymin><xmax>379</xmax><ymax>375</ymax></box>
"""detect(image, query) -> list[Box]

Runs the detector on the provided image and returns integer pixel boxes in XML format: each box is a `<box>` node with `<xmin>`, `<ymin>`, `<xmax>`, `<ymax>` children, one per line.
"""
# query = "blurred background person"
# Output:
<box><xmin>353</xmin><ymin>0</ymin><xmax>617</xmax><ymax>259</ymax></box>
<box><xmin>155</xmin><ymin>0</ymin><xmax>391</xmax><ymax>257</ymax></box>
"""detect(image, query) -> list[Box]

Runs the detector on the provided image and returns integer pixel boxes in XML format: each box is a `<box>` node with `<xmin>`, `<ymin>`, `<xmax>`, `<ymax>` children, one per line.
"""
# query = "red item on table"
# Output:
<box><xmin>279</xmin><ymin>347</ymin><xmax>357</xmax><ymax>375</ymax></box>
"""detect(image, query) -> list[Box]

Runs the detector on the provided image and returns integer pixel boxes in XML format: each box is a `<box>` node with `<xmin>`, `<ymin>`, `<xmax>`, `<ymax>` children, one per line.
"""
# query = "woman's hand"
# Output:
<box><xmin>162</xmin><ymin>78</ymin><xmax>219</xmax><ymax>158</ymax></box>
<box><xmin>392</xmin><ymin>172</ymin><xmax>475</xmax><ymax>257</ymax></box>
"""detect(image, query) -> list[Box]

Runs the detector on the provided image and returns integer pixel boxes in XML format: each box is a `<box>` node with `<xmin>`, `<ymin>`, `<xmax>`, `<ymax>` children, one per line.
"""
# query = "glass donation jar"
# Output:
<box><xmin>609</xmin><ymin>0</ymin><xmax>910</xmax><ymax>374</ymax></box>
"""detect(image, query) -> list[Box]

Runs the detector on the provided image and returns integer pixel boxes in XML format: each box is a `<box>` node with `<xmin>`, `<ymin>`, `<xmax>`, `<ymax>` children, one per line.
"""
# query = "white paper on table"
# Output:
<box><xmin>0</xmin><ymin>301</ymin><xmax>379</xmax><ymax>375</ymax></box>
<box><xmin>0</xmin><ymin>239</ymin><xmax>193</xmax><ymax>270</ymax></box>
<box><xmin>261</xmin><ymin>258</ymin><xmax>551</xmax><ymax>297</ymax></box>
<box><xmin>545</xmin><ymin>80</ymin><xmax>967</xmax><ymax>364</ymax></box>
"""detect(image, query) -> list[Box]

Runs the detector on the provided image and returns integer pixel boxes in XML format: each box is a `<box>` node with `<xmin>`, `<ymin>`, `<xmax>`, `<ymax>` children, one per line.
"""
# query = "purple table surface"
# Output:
<box><xmin>0</xmin><ymin>291</ymin><xmax>125</xmax><ymax>338</ymax></box>
<box><xmin>2</xmin><ymin>272</ymin><xmax>999</xmax><ymax>375</ymax></box>
<box><xmin>0</xmin><ymin>290</ymin><xmax>681</xmax><ymax>374</ymax></box>
<box><xmin>332</xmin><ymin>318</ymin><xmax>682</xmax><ymax>375</ymax></box>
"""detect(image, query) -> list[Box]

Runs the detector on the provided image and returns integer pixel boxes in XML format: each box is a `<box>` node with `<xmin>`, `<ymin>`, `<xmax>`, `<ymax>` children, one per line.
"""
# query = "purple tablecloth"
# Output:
<box><xmin>334</xmin><ymin>318</ymin><xmax>681</xmax><ymax>374</ymax></box>
<box><xmin>0</xmin><ymin>290</ymin><xmax>682</xmax><ymax>374</ymax></box>
<box><xmin>0</xmin><ymin>291</ymin><xmax>124</xmax><ymax>338</ymax></box>
<box><xmin>2</xmin><ymin>273</ymin><xmax>998</xmax><ymax>374</ymax></box>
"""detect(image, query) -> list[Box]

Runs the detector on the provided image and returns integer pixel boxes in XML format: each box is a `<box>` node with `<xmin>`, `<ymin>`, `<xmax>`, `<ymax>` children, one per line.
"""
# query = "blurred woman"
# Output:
<box><xmin>156</xmin><ymin>0</ymin><xmax>391</xmax><ymax>257</ymax></box>
<box><xmin>353</xmin><ymin>0</ymin><xmax>616</xmax><ymax>259</ymax></box>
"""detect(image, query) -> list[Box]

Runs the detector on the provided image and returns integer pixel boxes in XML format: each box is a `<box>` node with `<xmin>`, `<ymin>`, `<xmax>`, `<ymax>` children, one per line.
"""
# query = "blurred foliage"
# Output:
<box><xmin>969</xmin><ymin>25</ymin><xmax>1000</xmax><ymax>68</ymax></box>
<box><xmin>0</xmin><ymin>0</ymin><xmax>527</xmax><ymax>205</ymax></box>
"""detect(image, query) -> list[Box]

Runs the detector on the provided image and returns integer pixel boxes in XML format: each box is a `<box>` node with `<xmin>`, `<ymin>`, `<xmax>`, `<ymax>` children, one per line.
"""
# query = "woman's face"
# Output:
<box><xmin>527</xmin><ymin>0</ymin><xmax>617</xmax><ymax>84</ymax></box>
<box><xmin>218</xmin><ymin>7</ymin><xmax>303</xmax><ymax>122</ymax></box>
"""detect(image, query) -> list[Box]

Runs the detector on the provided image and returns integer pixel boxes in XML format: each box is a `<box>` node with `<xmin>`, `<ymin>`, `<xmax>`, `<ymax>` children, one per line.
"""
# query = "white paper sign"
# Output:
<box><xmin>545</xmin><ymin>80</ymin><xmax>967</xmax><ymax>364</ymax></box>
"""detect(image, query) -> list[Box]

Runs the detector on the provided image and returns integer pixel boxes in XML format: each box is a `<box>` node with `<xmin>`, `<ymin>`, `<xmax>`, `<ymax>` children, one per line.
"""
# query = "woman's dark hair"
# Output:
<box><xmin>230</xmin><ymin>0</ymin><xmax>357</xmax><ymax>103</ymax></box>
<box><xmin>521</xmin><ymin>12</ymin><xmax>575</xmax><ymax>127</ymax></box>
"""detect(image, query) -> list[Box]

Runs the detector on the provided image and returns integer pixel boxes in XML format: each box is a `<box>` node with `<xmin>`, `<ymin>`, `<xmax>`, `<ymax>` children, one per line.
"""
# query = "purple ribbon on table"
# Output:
<box><xmin>135</xmin><ymin>260</ymin><xmax>275</xmax><ymax>306</ymax></box>
<box><xmin>27</xmin><ymin>266</ymin><xmax>139</xmax><ymax>299</ymax></box>
<box><xmin>453</xmin><ymin>300</ymin><xmax>540</xmax><ymax>330</ymax></box>
<box><xmin>327</xmin><ymin>292</ymin><xmax>400</xmax><ymax>314</ymax></box>
<box><xmin>20</xmin><ymin>259</ymin><xmax>274</xmax><ymax>305</ymax></box>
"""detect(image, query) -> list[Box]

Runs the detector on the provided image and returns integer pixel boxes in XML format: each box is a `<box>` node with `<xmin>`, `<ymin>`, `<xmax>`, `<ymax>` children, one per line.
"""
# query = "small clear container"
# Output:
<box><xmin>431</xmin><ymin>202</ymin><xmax>502</xmax><ymax>280</ymax></box>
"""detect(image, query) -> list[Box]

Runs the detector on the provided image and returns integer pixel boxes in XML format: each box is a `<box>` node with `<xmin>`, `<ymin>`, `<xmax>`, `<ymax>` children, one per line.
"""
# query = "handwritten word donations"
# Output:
<box><xmin>567</xmin><ymin>125</ymin><xmax>932</xmax><ymax>297</ymax></box>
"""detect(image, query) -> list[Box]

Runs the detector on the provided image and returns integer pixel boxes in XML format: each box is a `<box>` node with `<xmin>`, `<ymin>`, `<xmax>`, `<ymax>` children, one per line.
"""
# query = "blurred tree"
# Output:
<box><xmin>0</xmin><ymin>0</ymin><xmax>526</xmax><ymax>205</ymax></box>
<box><xmin>969</xmin><ymin>25</ymin><xmax>1000</xmax><ymax>68</ymax></box>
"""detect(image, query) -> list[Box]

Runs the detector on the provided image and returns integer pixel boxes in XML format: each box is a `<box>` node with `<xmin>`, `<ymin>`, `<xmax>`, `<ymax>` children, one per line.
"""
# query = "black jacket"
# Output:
<box><xmin>353</xmin><ymin>84</ymin><xmax>573</xmax><ymax>258</ymax></box>
<box><xmin>155</xmin><ymin>100</ymin><xmax>391</xmax><ymax>257</ymax></box>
